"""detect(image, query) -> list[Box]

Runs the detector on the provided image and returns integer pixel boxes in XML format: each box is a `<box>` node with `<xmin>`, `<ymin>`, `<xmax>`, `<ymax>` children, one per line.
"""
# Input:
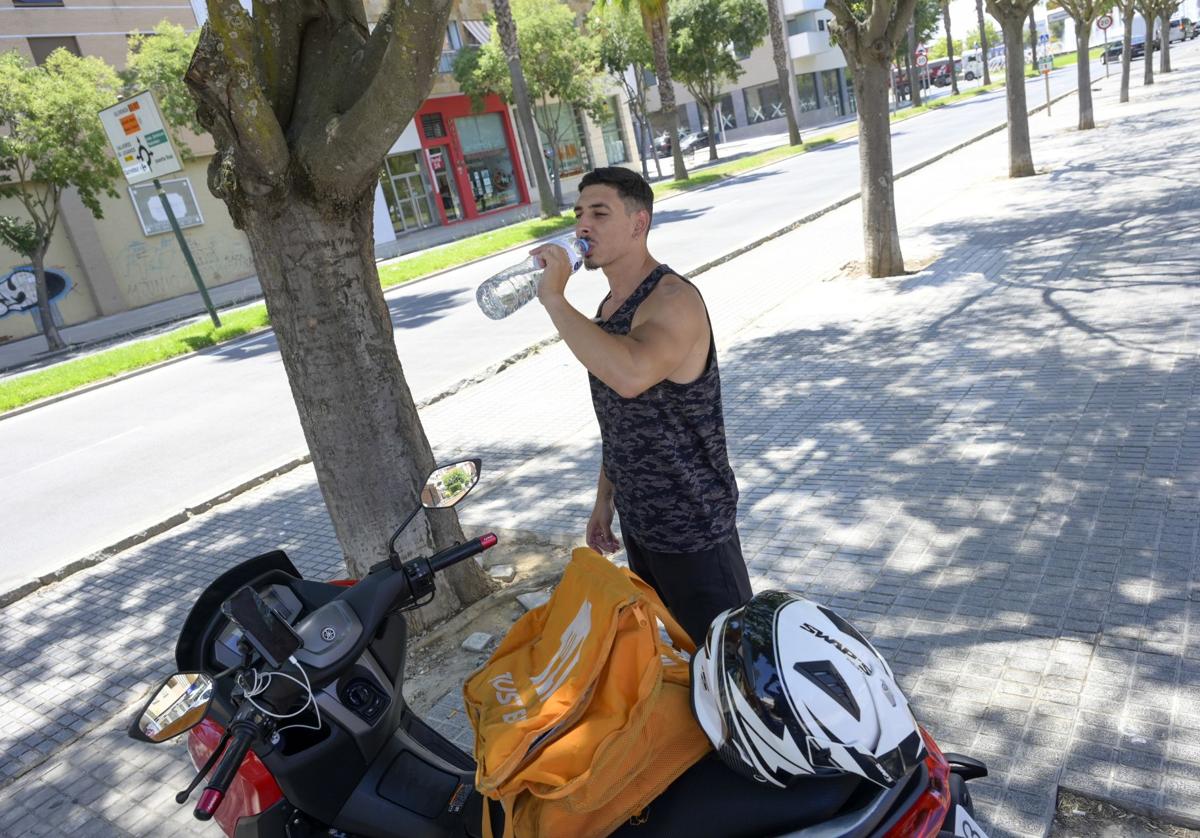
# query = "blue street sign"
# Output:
<box><xmin>1039</xmin><ymin>33</ymin><xmax>1050</xmax><ymax>43</ymax></box>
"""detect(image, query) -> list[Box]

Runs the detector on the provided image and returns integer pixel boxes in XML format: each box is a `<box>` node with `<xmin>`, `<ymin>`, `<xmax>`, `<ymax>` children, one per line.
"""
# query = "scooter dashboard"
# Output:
<box><xmin>212</xmin><ymin>583</ymin><xmax>304</xmax><ymax>669</ymax></box>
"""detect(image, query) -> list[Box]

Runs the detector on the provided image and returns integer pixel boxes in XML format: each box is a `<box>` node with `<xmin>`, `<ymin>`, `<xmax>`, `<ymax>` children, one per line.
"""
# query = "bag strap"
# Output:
<box><xmin>481</xmin><ymin>795</ymin><xmax>519</xmax><ymax>838</ymax></box>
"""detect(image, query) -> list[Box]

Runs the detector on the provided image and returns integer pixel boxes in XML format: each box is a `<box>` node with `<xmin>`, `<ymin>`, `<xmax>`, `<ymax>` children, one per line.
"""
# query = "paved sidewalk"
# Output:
<box><xmin>2</xmin><ymin>53</ymin><xmax>1199</xmax><ymax>838</ymax></box>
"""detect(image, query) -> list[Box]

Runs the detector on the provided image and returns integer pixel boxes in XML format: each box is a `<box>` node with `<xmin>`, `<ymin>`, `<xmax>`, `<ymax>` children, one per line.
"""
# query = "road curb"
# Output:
<box><xmin>0</xmin><ymin>84</ymin><xmax>1081</xmax><ymax>609</ymax></box>
<box><xmin>0</xmin><ymin>456</ymin><xmax>311</xmax><ymax>609</ymax></box>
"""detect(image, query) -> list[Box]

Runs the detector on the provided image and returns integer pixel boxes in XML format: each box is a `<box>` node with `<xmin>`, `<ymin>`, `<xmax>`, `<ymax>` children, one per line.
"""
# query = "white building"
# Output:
<box><xmin>642</xmin><ymin>0</ymin><xmax>854</xmax><ymax>145</ymax></box>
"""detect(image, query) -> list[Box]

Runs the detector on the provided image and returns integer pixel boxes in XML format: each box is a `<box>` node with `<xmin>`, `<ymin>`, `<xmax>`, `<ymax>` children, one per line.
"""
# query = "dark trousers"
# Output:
<box><xmin>624</xmin><ymin>529</ymin><xmax>753</xmax><ymax>647</ymax></box>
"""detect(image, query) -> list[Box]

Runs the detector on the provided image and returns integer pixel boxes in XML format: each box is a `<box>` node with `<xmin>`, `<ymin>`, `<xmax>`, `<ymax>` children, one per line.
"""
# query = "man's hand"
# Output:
<box><xmin>586</xmin><ymin>498</ymin><xmax>621</xmax><ymax>554</ymax></box>
<box><xmin>531</xmin><ymin>242</ymin><xmax>573</xmax><ymax>303</ymax></box>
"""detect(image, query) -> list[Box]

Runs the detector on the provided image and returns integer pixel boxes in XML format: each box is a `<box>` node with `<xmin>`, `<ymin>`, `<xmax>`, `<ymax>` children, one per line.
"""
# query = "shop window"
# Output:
<box><xmin>380</xmin><ymin>152</ymin><xmax>437</xmax><ymax>233</ymax></box>
<box><xmin>706</xmin><ymin>93</ymin><xmax>736</xmax><ymax>131</ymax></box>
<box><xmin>28</xmin><ymin>37</ymin><xmax>81</xmax><ymax>65</ymax></box>
<box><xmin>820</xmin><ymin>69</ymin><xmax>843</xmax><ymax>115</ymax></box>
<box><xmin>535</xmin><ymin>104</ymin><xmax>591</xmax><ymax>178</ymax></box>
<box><xmin>843</xmin><ymin>66</ymin><xmax>858</xmax><ymax>115</ymax></box>
<box><xmin>795</xmin><ymin>72</ymin><xmax>819</xmax><ymax>113</ymax></box>
<box><xmin>600</xmin><ymin>97</ymin><xmax>628</xmax><ymax>165</ymax></box>
<box><xmin>454</xmin><ymin>113</ymin><xmax>520</xmax><ymax>213</ymax></box>
<box><xmin>744</xmin><ymin>81</ymin><xmax>785</xmax><ymax>124</ymax></box>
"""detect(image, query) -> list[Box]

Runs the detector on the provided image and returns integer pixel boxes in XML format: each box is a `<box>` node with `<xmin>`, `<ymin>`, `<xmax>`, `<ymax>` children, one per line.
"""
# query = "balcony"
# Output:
<box><xmin>788</xmin><ymin>30</ymin><xmax>833</xmax><ymax>57</ymax></box>
<box><xmin>783</xmin><ymin>0</ymin><xmax>827</xmax><ymax>15</ymax></box>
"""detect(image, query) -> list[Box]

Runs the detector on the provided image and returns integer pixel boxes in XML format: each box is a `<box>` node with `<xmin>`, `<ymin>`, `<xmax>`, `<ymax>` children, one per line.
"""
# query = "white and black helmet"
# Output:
<box><xmin>691</xmin><ymin>590</ymin><xmax>925</xmax><ymax>789</ymax></box>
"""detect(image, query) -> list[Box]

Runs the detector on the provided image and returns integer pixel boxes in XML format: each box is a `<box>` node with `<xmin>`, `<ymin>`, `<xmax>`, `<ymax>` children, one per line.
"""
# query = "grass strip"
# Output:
<box><xmin>0</xmin><ymin>306</ymin><xmax>271</xmax><ymax>413</ymax></box>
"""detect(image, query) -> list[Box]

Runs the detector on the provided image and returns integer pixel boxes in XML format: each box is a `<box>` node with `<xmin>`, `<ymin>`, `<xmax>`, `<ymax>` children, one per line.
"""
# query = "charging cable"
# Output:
<box><xmin>240</xmin><ymin>655</ymin><xmax>322</xmax><ymax>735</ymax></box>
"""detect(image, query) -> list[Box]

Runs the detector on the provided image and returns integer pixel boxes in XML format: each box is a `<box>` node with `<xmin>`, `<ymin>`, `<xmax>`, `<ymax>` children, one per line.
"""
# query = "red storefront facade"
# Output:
<box><xmin>413</xmin><ymin>93</ymin><xmax>531</xmax><ymax>227</ymax></box>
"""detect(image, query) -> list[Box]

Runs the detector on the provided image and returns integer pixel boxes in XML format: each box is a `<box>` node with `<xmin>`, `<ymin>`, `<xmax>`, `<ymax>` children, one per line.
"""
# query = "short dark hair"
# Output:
<box><xmin>579</xmin><ymin>167</ymin><xmax>654</xmax><ymax>225</ymax></box>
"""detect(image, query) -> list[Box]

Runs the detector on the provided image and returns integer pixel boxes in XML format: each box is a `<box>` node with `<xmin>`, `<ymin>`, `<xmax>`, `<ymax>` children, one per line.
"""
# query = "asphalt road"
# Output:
<box><xmin>0</xmin><ymin>60</ymin><xmax>1103</xmax><ymax>594</ymax></box>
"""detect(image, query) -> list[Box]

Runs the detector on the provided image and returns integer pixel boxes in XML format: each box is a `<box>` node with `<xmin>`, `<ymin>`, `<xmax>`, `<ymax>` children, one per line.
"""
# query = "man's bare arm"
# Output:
<box><xmin>540</xmin><ymin>284</ymin><xmax>705</xmax><ymax>398</ymax></box>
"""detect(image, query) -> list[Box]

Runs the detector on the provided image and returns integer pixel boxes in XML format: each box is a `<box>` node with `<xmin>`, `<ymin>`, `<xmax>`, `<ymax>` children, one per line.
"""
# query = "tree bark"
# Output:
<box><xmin>1159</xmin><ymin>10</ymin><xmax>1171</xmax><ymax>72</ymax></box>
<box><xmin>31</xmin><ymin>244</ymin><xmax>65</xmax><ymax>352</ymax></box>
<box><xmin>1074</xmin><ymin>20</ymin><xmax>1094</xmax><ymax>129</ymax></box>
<box><xmin>494</xmin><ymin>0</ymin><xmax>559</xmax><ymax>217</ymax></box>
<box><xmin>766</xmin><ymin>0</ymin><xmax>802</xmax><ymax>144</ymax></box>
<box><xmin>854</xmin><ymin>63</ymin><xmax>905</xmax><ymax>277</ymax></box>
<box><xmin>1029</xmin><ymin>9</ymin><xmax>1038</xmax><ymax>66</ymax></box>
<box><xmin>645</xmin><ymin>10</ymin><xmax>688</xmax><ymax>180</ymax></box>
<box><xmin>1120</xmin><ymin>4</ymin><xmax>1133</xmax><ymax>101</ymax></box>
<box><xmin>996</xmin><ymin>12</ymin><xmax>1035</xmax><ymax>176</ymax></box>
<box><xmin>705</xmin><ymin>103</ymin><xmax>719</xmax><ymax>161</ymax></box>
<box><xmin>907</xmin><ymin>23</ymin><xmax>923</xmax><ymax>107</ymax></box>
<box><xmin>240</xmin><ymin>195</ymin><xmax>491</xmax><ymax>630</ymax></box>
<box><xmin>1142</xmin><ymin>7</ymin><xmax>1155</xmax><ymax>84</ymax></box>
<box><xmin>944</xmin><ymin>3</ymin><xmax>960</xmax><ymax>94</ymax></box>
<box><xmin>977</xmin><ymin>0</ymin><xmax>993</xmax><ymax>84</ymax></box>
<box><xmin>635</xmin><ymin>70</ymin><xmax>664</xmax><ymax>178</ymax></box>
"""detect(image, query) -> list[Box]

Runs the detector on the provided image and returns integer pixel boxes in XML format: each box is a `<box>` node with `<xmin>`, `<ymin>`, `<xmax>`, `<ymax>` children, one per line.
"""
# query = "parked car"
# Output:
<box><xmin>959</xmin><ymin>53</ymin><xmax>985</xmax><ymax>81</ymax></box>
<box><xmin>653</xmin><ymin>131</ymin><xmax>672</xmax><ymax>157</ymax></box>
<box><xmin>928</xmin><ymin>58</ymin><xmax>954</xmax><ymax>87</ymax></box>
<box><xmin>1101</xmin><ymin>40</ymin><xmax>1123</xmax><ymax>63</ymax></box>
<box><xmin>1167</xmin><ymin>18</ymin><xmax>1186</xmax><ymax>43</ymax></box>
<box><xmin>677</xmin><ymin>131</ymin><xmax>710</xmax><ymax>154</ymax></box>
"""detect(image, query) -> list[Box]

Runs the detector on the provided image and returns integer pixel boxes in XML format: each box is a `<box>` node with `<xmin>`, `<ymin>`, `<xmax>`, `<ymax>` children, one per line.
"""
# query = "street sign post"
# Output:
<box><xmin>99</xmin><ymin>91</ymin><xmax>220</xmax><ymax>327</ymax></box>
<box><xmin>1098</xmin><ymin>14</ymin><xmax>1113</xmax><ymax>77</ymax></box>
<box><xmin>1040</xmin><ymin>55</ymin><xmax>1054</xmax><ymax>115</ymax></box>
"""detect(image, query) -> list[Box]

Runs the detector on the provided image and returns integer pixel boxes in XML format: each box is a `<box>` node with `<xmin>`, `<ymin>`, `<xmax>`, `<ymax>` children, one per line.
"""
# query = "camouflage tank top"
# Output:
<box><xmin>589</xmin><ymin>265</ymin><xmax>738</xmax><ymax>553</ymax></box>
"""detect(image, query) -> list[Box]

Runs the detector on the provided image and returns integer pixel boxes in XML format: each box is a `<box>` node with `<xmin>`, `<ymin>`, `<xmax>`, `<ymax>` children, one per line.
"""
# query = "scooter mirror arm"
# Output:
<box><xmin>386</xmin><ymin>505</ymin><xmax>422</xmax><ymax>569</ymax></box>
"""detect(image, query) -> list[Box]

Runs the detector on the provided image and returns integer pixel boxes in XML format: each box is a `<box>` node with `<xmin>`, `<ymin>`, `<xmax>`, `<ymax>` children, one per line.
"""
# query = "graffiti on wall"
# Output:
<box><xmin>0</xmin><ymin>266</ymin><xmax>72</xmax><ymax>319</ymax></box>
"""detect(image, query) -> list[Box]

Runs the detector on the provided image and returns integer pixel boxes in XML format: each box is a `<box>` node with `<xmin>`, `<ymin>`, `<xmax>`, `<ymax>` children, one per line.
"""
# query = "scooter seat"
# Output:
<box><xmin>608</xmin><ymin>753</ymin><xmax>863</xmax><ymax>837</ymax></box>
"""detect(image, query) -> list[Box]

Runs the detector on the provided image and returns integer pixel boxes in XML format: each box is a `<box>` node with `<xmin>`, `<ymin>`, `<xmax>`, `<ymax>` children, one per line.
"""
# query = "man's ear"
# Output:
<box><xmin>633</xmin><ymin>208</ymin><xmax>650</xmax><ymax>238</ymax></box>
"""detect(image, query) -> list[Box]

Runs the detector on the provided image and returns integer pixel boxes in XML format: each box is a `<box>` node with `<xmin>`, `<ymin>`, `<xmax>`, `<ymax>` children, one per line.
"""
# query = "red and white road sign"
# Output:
<box><xmin>1097</xmin><ymin>13</ymin><xmax>1113</xmax><ymax>29</ymax></box>
<box><xmin>916</xmin><ymin>53</ymin><xmax>928</xmax><ymax>67</ymax></box>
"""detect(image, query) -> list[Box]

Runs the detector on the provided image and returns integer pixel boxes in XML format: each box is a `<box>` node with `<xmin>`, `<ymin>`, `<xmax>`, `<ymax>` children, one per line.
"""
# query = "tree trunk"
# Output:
<box><xmin>907</xmin><ymin>23</ymin><xmax>923</xmax><ymax>107</ymax></box>
<box><xmin>706</xmin><ymin>103</ymin><xmax>718</xmax><ymax>161</ymax></box>
<box><xmin>240</xmin><ymin>195</ymin><xmax>492</xmax><ymax>631</ymax></box>
<box><xmin>854</xmin><ymin>62</ymin><xmax>905</xmax><ymax>277</ymax></box>
<box><xmin>638</xmin><ymin>118</ymin><xmax>650</xmax><ymax>179</ymax></box>
<box><xmin>1120</xmin><ymin>6</ymin><xmax>1133</xmax><ymax>101</ymax></box>
<box><xmin>945</xmin><ymin>3</ymin><xmax>960</xmax><ymax>94</ymax></box>
<box><xmin>31</xmin><ymin>245</ymin><xmax>65</xmax><ymax>352</ymax></box>
<box><xmin>645</xmin><ymin>10</ymin><xmax>688</xmax><ymax>180</ymax></box>
<box><xmin>1075</xmin><ymin>21</ymin><xmax>1094</xmax><ymax>129</ymax></box>
<box><xmin>494</xmin><ymin>0</ymin><xmax>559</xmax><ymax>217</ymax></box>
<box><xmin>977</xmin><ymin>0</ymin><xmax>993</xmax><ymax>84</ymax></box>
<box><xmin>635</xmin><ymin>70</ymin><xmax>664</xmax><ymax>178</ymax></box>
<box><xmin>1029</xmin><ymin>10</ymin><xmax>1038</xmax><ymax>66</ymax></box>
<box><xmin>999</xmin><ymin>14</ymin><xmax>1035</xmax><ymax>176</ymax></box>
<box><xmin>184</xmin><ymin>0</ymin><xmax>494</xmax><ymax>630</ymax></box>
<box><xmin>550</xmin><ymin>147</ymin><xmax>564</xmax><ymax>207</ymax></box>
<box><xmin>766</xmin><ymin>0</ymin><xmax>802</xmax><ymax>144</ymax></box>
<box><xmin>1160</xmin><ymin>10</ymin><xmax>1171</xmax><ymax>72</ymax></box>
<box><xmin>1143</xmin><ymin>9</ymin><xmax>1155</xmax><ymax>84</ymax></box>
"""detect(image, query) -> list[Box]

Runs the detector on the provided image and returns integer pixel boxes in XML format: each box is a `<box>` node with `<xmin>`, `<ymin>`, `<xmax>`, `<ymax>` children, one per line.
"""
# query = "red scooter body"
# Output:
<box><xmin>188</xmin><ymin>719</ymin><xmax>284</xmax><ymax>837</ymax></box>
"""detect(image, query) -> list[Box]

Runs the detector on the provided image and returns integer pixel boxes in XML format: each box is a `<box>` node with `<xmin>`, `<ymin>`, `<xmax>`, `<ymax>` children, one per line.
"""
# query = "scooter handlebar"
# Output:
<box><xmin>428</xmin><ymin>533</ymin><xmax>498</xmax><ymax>573</ymax></box>
<box><xmin>194</xmin><ymin>719</ymin><xmax>258</xmax><ymax>821</ymax></box>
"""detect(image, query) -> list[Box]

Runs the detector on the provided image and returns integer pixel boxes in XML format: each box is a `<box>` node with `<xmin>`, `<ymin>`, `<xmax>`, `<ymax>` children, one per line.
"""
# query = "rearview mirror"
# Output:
<box><xmin>421</xmin><ymin>459</ymin><xmax>481</xmax><ymax>509</ymax></box>
<box><xmin>129</xmin><ymin>672</ymin><xmax>213</xmax><ymax>743</ymax></box>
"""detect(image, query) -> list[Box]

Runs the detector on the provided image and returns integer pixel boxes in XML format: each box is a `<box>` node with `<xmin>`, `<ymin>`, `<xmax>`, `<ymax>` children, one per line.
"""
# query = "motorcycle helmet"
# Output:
<box><xmin>690</xmin><ymin>590</ymin><xmax>925</xmax><ymax>788</ymax></box>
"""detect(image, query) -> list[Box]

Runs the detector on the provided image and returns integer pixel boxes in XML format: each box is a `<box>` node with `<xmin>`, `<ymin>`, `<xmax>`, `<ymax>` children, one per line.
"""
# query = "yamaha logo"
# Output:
<box><xmin>321</xmin><ymin>626</ymin><xmax>337</xmax><ymax>642</ymax></box>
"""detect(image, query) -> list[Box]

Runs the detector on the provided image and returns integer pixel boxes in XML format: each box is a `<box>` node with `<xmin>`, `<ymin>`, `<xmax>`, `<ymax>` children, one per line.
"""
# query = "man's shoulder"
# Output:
<box><xmin>644</xmin><ymin>273</ymin><xmax>704</xmax><ymax>316</ymax></box>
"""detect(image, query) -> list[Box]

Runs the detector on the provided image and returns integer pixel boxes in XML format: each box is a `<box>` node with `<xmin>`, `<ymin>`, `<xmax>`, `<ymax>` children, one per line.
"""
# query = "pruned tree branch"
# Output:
<box><xmin>185</xmin><ymin>2</ymin><xmax>289</xmax><ymax>188</ymax></box>
<box><xmin>294</xmin><ymin>0</ymin><xmax>453</xmax><ymax>194</ymax></box>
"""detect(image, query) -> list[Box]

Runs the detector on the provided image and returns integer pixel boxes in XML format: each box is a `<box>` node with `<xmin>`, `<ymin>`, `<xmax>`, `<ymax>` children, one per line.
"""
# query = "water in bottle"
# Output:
<box><xmin>476</xmin><ymin>235</ymin><xmax>591</xmax><ymax>320</ymax></box>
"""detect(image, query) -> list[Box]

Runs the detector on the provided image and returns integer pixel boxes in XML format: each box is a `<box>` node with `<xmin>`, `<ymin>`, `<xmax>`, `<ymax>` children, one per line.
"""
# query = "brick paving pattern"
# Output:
<box><xmin>2</xmin><ymin>51</ymin><xmax>1198</xmax><ymax>837</ymax></box>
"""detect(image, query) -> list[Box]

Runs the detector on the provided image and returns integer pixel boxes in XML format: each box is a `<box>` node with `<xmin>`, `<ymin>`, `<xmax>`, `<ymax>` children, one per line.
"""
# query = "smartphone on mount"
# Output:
<box><xmin>220</xmin><ymin>586</ymin><xmax>303</xmax><ymax>668</ymax></box>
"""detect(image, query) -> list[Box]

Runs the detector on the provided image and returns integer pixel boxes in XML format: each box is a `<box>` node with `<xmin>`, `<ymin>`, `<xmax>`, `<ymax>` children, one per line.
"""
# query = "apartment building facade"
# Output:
<box><xmin>642</xmin><ymin>0</ymin><xmax>853</xmax><ymax>146</ymax></box>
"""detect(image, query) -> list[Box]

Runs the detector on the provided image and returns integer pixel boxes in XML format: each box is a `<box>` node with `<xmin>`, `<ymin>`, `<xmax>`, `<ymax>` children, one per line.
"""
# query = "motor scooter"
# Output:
<box><xmin>130</xmin><ymin>457</ymin><xmax>992</xmax><ymax>838</ymax></box>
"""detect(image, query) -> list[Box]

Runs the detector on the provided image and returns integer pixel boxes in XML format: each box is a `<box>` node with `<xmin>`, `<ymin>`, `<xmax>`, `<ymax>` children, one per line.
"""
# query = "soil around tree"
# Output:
<box><xmin>1052</xmin><ymin>790</ymin><xmax>1200</xmax><ymax>837</ymax></box>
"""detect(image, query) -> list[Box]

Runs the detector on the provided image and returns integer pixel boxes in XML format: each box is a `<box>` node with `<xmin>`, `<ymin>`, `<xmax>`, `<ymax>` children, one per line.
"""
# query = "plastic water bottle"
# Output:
<box><xmin>476</xmin><ymin>235</ymin><xmax>591</xmax><ymax>320</ymax></box>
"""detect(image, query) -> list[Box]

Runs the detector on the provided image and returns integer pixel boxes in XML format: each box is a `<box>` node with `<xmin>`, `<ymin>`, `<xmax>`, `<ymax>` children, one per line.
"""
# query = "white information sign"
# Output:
<box><xmin>98</xmin><ymin>91</ymin><xmax>183</xmax><ymax>185</ymax></box>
